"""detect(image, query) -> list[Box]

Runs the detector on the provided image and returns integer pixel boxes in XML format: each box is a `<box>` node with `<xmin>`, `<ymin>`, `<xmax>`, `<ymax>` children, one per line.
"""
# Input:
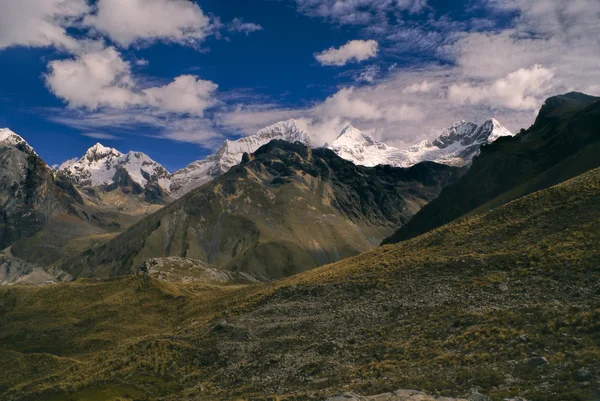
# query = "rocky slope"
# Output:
<box><xmin>384</xmin><ymin>92</ymin><xmax>600</xmax><ymax>245</ymax></box>
<box><xmin>0</xmin><ymin>128</ymin><xmax>83</xmax><ymax>250</ymax></box>
<box><xmin>2</xmin><ymin>165</ymin><xmax>598</xmax><ymax>401</ymax></box>
<box><xmin>58</xmin><ymin>140</ymin><xmax>463</xmax><ymax>280</ymax></box>
<box><xmin>327</xmin><ymin>119</ymin><xmax>513</xmax><ymax>168</ymax></box>
<box><xmin>169</xmin><ymin>119</ymin><xmax>311</xmax><ymax>198</ymax></box>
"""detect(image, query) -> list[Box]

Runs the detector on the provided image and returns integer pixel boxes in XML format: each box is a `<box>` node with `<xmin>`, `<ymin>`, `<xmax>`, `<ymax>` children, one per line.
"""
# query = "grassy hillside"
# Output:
<box><xmin>57</xmin><ymin>141</ymin><xmax>462</xmax><ymax>280</ymax></box>
<box><xmin>383</xmin><ymin>92</ymin><xmax>600</xmax><ymax>245</ymax></box>
<box><xmin>2</xmin><ymin>167</ymin><xmax>599</xmax><ymax>401</ymax></box>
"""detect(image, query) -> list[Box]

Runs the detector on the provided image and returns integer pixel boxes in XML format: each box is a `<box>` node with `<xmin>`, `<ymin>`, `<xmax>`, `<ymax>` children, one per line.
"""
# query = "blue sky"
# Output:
<box><xmin>0</xmin><ymin>0</ymin><xmax>599</xmax><ymax>171</ymax></box>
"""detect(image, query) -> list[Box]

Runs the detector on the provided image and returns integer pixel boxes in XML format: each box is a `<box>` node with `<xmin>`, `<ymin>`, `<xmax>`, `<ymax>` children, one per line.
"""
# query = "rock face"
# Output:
<box><xmin>59</xmin><ymin>140</ymin><xmax>463</xmax><ymax>280</ymax></box>
<box><xmin>383</xmin><ymin>92</ymin><xmax>600</xmax><ymax>245</ymax></box>
<box><xmin>0</xmin><ymin>129</ymin><xmax>83</xmax><ymax>250</ymax></box>
<box><xmin>327</xmin><ymin>119</ymin><xmax>513</xmax><ymax>168</ymax></box>
<box><xmin>170</xmin><ymin>119</ymin><xmax>311</xmax><ymax>198</ymax></box>
<box><xmin>326</xmin><ymin>389</ymin><xmax>469</xmax><ymax>401</ymax></box>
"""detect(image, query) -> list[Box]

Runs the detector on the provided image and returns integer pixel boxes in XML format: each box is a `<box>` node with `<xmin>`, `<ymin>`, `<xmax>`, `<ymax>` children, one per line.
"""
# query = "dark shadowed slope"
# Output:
<box><xmin>383</xmin><ymin>92</ymin><xmax>600</xmax><ymax>245</ymax></box>
<box><xmin>59</xmin><ymin>140</ymin><xmax>463</xmax><ymax>280</ymax></box>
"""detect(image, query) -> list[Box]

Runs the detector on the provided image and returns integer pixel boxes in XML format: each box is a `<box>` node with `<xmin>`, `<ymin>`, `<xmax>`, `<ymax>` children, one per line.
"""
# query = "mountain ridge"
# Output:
<box><xmin>383</xmin><ymin>92</ymin><xmax>600</xmax><ymax>245</ymax></box>
<box><xmin>57</xmin><ymin>140</ymin><xmax>463</xmax><ymax>280</ymax></box>
<box><xmin>327</xmin><ymin>118</ymin><xmax>514</xmax><ymax>168</ymax></box>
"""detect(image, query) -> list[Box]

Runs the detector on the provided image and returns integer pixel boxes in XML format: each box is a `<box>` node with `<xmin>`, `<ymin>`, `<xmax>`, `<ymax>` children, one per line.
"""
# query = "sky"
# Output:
<box><xmin>0</xmin><ymin>0</ymin><xmax>599</xmax><ymax>172</ymax></box>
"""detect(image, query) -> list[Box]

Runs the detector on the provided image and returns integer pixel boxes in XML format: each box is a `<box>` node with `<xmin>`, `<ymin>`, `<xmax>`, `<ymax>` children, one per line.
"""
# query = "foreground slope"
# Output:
<box><xmin>2</xmin><ymin>167</ymin><xmax>599</xmax><ymax>401</ymax></box>
<box><xmin>59</xmin><ymin>141</ymin><xmax>461</xmax><ymax>280</ymax></box>
<box><xmin>383</xmin><ymin>92</ymin><xmax>600</xmax><ymax>244</ymax></box>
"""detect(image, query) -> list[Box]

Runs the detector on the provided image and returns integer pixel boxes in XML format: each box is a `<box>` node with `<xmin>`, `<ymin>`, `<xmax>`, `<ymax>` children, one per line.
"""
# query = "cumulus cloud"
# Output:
<box><xmin>315</xmin><ymin>40</ymin><xmax>379</xmax><ymax>66</ymax></box>
<box><xmin>46</xmin><ymin>47</ymin><xmax>219</xmax><ymax>115</ymax></box>
<box><xmin>0</xmin><ymin>0</ymin><xmax>89</xmax><ymax>51</ymax></box>
<box><xmin>448</xmin><ymin>65</ymin><xmax>555</xmax><ymax>110</ymax></box>
<box><xmin>84</xmin><ymin>0</ymin><xmax>212</xmax><ymax>47</ymax></box>
<box><xmin>315</xmin><ymin>88</ymin><xmax>383</xmax><ymax>119</ymax></box>
<box><xmin>143</xmin><ymin>75</ymin><xmax>218</xmax><ymax>115</ymax></box>
<box><xmin>46</xmin><ymin>47</ymin><xmax>140</xmax><ymax>109</ymax></box>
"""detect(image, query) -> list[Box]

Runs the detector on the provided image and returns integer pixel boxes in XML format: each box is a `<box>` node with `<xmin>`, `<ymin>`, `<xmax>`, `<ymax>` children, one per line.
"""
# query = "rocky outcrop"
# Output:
<box><xmin>0</xmin><ymin>129</ymin><xmax>82</xmax><ymax>250</ymax></box>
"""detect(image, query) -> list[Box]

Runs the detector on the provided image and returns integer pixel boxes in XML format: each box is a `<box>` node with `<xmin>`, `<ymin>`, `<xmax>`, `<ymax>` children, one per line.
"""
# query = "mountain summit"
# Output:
<box><xmin>328</xmin><ymin>119</ymin><xmax>514</xmax><ymax>168</ymax></box>
<box><xmin>169</xmin><ymin>119</ymin><xmax>311</xmax><ymax>198</ymax></box>
<box><xmin>59</xmin><ymin>143</ymin><xmax>171</xmax><ymax>193</ymax></box>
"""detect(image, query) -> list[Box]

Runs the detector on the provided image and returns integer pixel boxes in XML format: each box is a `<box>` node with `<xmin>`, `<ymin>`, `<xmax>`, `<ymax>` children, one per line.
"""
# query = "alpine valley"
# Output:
<box><xmin>1</xmin><ymin>93</ymin><xmax>600</xmax><ymax>401</ymax></box>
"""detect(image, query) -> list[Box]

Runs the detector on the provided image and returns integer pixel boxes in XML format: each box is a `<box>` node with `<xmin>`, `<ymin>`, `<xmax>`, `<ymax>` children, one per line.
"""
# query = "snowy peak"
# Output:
<box><xmin>335</xmin><ymin>125</ymin><xmax>377</xmax><ymax>145</ymax></box>
<box><xmin>327</xmin><ymin>125</ymin><xmax>394</xmax><ymax>167</ymax></box>
<box><xmin>0</xmin><ymin>128</ymin><xmax>35</xmax><ymax>155</ymax></box>
<box><xmin>327</xmin><ymin>118</ymin><xmax>514</xmax><ymax>168</ymax></box>
<box><xmin>83</xmin><ymin>143</ymin><xmax>123</xmax><ymax>162</ymax></box>
<box><xmin>60</xmin><ymin>143</ymin><xmax>171</xmax><ymax>191</ymax></box>
<box><xmin>477</xmin><ymin>118</ymin><xmax>514</xmax><ymax>143</ymax></box>
<box><xmin>170</xmin><ymin>119</ymin><xmax>311</xmax><ymax>198</ymax></box>
<box><xmin>255</xmin><ymin>119</ymin><xmax>310</xmax><ymax>143</ymax></box>
<box><xmin>433</xmin><ymin>121</ymin><xmax>479</xmax><ymax>149</ymax></box>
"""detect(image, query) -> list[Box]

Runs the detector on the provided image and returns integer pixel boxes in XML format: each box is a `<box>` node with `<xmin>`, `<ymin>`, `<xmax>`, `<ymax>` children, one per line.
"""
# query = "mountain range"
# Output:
<box><xmin>1</xmin><ymin>92</ymin><xmax>600</xmax><ymax>401</ymax></box>
<box><xmin>53</xmin><ymin>118</ymin><xmax>512</xmax><ymax>201</ymax></box>
<box><xmin>57</xmin><ymin>140</ymin><xmax>462</xmax><ymax>280</ymax></box>
<box><xmin>326</xmin><ymin>118</ymin><xmax>513</xmax><ymax>168</ymax></box>
<box><xmin>384</xmin><ymin>92</ymin><xmax>600</xmax><ymax>244</ymax></box>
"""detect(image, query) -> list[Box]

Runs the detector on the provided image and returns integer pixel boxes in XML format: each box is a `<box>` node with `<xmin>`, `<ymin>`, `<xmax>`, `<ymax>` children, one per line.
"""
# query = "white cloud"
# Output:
<box><xmin>448</xmin><ymin>65</ymin><xmax>555</xmax><ymax>110</ymax></box>
<box><xmin>44</xmin><ymin>47</ymin><xmax>222</xmax><ymax>146</ymax></box>
<box><xmin>356</xmin><ymin>65</ymin><xmax>380</xmax><ymax>83</ymax></box>
<box><xmin>143</xmin><ymin>75</ymin><xmax>218</xmax><ymax>116</ymax></box>
<box><xmin>0</xmin><ymin>0</ymin><xmax>89</xmax><ymax>51</ymax></box>
<box><xmin>315</xmin><ymin>40</ymin><xmax>379</xmax><ymax>66</ymax></box>
<box><xmin>402</xmin><ymin>80</ymin><xmax>435</xmax><ymax>93</ymax></box>
<box><xmin>228</xmin><ymin>18</ymin><xmax>263</xmax><ymax>35</ymax></box>
<box><xmin>84</xmin><ymin>0</ymin><xmax>212</xmax><ymax>47</ymax></box>
<box><xmin>315</xmin><ymin>88</ymin><xmax>383</xmax><ymax>120</ymax></box>
<box><xmin>46</xmin><ymin>47</ymin><xmax>140</xmax><ymax>110</ymax></box>
<box><xmin>82</xmin><ymin>132</ymin><xmax>120</xmax><ymax>140</ymax></box>
<box><xmin>46</xmin><ymin>48</ymin><xmax>219</xmax><ymax>116</ymax></box>
<box><xmin>296</xmin><ymin>0</ymin><xmax>428</xmax><ymax>25</ymax></box>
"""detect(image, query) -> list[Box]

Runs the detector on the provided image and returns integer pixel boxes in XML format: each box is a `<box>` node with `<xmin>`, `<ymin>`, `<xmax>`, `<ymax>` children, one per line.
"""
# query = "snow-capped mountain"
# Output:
<box><xmin>59</xmin><ymin>143</ymin><xmax>172</xmax><ymax>192</ymax></box>
<box><xmin>1</xmin><ymin>128</ymin><xmax>83</xmax><ymax>250</ymax></box>
<box><xmin>0</xmin><ymin>128</ymin><xmax>36</xmax><ymax>155</ymax></box>
<box><xmin>170</xmin><ymin>119</ymin><xmax>311</xmax><ymax>198</ymax></box>
<box><xmin>327</xmin><ymin>119</ymin><xmax>514</xmax><ymax>168</ymax></box>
